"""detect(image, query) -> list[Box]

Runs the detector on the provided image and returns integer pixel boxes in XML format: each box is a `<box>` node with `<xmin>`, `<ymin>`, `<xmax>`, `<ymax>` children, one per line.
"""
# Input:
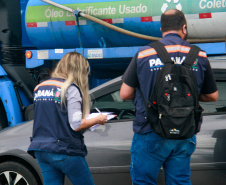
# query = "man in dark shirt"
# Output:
<box><xmin>120</xmin><ymin>9</ymin><xmax>218</xmax><ymax>185</ymax></box>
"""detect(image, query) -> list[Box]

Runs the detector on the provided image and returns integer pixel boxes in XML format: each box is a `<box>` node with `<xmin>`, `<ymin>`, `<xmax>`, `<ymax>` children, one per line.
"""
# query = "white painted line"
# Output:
<box><xmin>37</xmin><ymin>22</ymin><xmax>48</xmax><ymax>27</ymax></box>
<box><xmin>152</xmin><ymin>16</ymin><xmax>161</xmax><ymax>21</ymax></box>
<box><xmin>185</xmin><ymin>14</ymin><xmax>199</xmax><ymax>19</ymax></box>
<box><xmin>112</xmin><ymin>18</ymin><xmax>124</xmax><ymax>24</ymax></box>
<box><xmin>79</xmin><ymin>20</ymin><xmax>87</xmax><ymax>25</ymax></box>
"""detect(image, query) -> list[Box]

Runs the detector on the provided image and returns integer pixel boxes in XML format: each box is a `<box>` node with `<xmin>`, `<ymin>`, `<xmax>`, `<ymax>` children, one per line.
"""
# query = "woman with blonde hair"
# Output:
<box><xmin>28</xmin><ymin>52</ymin><xmax>107</xmax><ymax>185</ymax></box>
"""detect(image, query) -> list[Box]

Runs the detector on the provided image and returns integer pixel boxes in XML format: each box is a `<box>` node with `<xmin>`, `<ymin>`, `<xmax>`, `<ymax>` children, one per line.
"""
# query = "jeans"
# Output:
<box><xmin>130</xmin><ymin>132</ymin><xmax>196</xmax><ymax>185</ymax></box>
<box><xmin>34</xmin><ymin>151</ymin><xmax>94</xmax><ymax>185</ymax></box>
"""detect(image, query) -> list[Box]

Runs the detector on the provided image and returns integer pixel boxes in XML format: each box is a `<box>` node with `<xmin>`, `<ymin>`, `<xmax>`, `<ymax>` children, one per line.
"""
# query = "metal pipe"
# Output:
<box><xmin>41</xmin><ymin>0</ymin><xmax>74</xmax><ymax>12</ymax></box>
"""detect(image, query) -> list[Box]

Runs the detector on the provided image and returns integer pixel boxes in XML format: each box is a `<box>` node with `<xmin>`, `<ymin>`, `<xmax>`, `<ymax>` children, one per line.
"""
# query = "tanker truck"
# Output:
<box><xmin>0</xmin><ymin>0</ymin><xmax>226</xmax><ymax>130</ymax></box>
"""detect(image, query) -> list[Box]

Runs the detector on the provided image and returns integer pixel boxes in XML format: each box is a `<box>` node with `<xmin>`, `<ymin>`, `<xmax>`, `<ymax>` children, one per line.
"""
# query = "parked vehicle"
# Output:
<box><xmin>0</xmin><ymin>76</ymin><xmax>225</xmax><ymax>185</ymax></box>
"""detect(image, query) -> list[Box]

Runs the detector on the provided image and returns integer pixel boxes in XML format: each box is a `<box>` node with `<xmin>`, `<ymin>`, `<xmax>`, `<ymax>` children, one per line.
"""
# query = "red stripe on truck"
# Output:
<box><xmin>141</xmin><ymin>17</ymin><xmax>153</xmax><ymax>22</ymax></box>
<box><xmin>199</xmin><ymin>13</ymin><xmax>212</xmax><ymax>19</ymax></box>
<box><xmin>65</xmin><ymin>21</ymin><xmax>76</xmax><ymax>26</ymax></box>
<box><xmin>102</xmin><ymin>19</ymin><xmax>113</xmax><ymax>24</ymax></box>
<box><xmin>27</xmin><ymin>23</ymin><xmax>37</xmax><ymax>27</ymax></box>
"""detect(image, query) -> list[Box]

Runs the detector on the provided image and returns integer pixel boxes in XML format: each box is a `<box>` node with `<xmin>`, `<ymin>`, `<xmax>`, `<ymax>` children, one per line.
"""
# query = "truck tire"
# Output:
<box><xmin>24</xmin><ymin>104</ymin><xmax>34</xmax><ymax>121</ymax></box>
<box><xmin>0</xmin><ymin>101</ymin><xmax>8</xmax><ymax>130</ymax></box>
<box><xmin>0</xmin><ymin>161</ymin><xmax>40</xmax><ymax>185</ymax></box>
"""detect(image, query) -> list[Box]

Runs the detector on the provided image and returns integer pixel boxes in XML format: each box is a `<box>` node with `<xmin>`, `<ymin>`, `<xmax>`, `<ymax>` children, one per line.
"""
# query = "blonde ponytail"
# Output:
<box><xmin>51</xmin><ymin>52</ymin><xmax>90</xmax><ymax>118</ymax></box>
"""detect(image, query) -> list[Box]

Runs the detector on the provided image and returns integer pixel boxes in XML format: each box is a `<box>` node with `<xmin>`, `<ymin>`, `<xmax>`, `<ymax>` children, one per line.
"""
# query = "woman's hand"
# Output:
<box><xmin>96</xmin><ymin>114</ymin><xmax>107</xmax><ymax>125</ymax></box>
<box><xmin>75</xmin><ymin>114</ymin><xmax>107</xmax><ymax>131</ymax></box>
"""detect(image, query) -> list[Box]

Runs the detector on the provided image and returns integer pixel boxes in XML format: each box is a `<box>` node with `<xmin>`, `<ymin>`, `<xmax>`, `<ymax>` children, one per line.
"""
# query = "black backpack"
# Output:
<box><xmin>141</xmin><ymin>41</ymin><xmax>203</xmax><ymax>139</ymax></box>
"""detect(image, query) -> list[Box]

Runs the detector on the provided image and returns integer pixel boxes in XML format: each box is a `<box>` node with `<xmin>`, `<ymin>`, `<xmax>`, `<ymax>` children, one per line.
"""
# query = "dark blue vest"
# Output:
<box><xmin>133</xmin><ymin>34</ymin><xmax>208</xmax><ymax>134</ymax></box>
<box><xmin>28</xmin><ymin>78</ymin><xmax>87</xmax><ymax>157</ymax></box>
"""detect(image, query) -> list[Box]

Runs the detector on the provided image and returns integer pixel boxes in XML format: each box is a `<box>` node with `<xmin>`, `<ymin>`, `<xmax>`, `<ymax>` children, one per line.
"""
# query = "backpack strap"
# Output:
<box><xmin>140</xmin><ymin>41</ymin><xmax>173</xmax><ymax>116</ymax></box>
<box><xmin>182</xmin><ymin>45</ymin><xmax>201</xmax><ymax>68</ymax></box>
<box><xmin>148</xmin><ymin>41</ymin><xmax>174</xmax><ymax>65</ymax></box>
<box><xmin>182</xmin><ymin>45</ymin><xmax>201</xmax><ymax>108</ymax></box>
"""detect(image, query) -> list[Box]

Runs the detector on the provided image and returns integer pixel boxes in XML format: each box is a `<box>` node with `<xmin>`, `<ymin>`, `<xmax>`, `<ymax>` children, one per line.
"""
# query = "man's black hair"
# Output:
<box><xmin>161</xmin><ymin>9</ymin><xmax>187</xmax><ymax>33</ymax></box>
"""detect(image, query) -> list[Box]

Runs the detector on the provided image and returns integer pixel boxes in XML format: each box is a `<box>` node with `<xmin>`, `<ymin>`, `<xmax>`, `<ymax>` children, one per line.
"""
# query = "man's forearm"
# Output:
<box><xmin>120</xmin><ymin>82</ymin><xmax>136</xmax><ymax>100</ymax></box>
<box><xmin>199</xmin><ymin>91</ymin><xmax>218</xmax><ymax>102</ymax></box>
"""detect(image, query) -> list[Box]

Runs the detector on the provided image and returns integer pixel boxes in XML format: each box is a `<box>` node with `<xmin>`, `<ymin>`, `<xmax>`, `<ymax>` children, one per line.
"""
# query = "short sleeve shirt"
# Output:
<box><xmin>123</xmin><ymin>34</ymin><xmax>217</xmax><ymax>95</ymax></box>
<box><xmin>122</xmin><ymin>33</ymin><xmax>217</xmax><ymax>134</ymax></box>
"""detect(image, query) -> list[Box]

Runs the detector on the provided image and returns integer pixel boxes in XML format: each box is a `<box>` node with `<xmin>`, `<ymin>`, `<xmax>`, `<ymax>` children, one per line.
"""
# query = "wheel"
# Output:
<box><xmin>24</xmin><ymin>104</ymin><xmax>34</xmax><ymax>121</ymax></box>
<box><xmin>0</xmin><ymin>161</ymin><xmax>40</xmax><ymax>185</ymax></box>
<box><xmin>0</xmin><ymin>101</ymin><xmax>8</xmax><ymax>130</ymax></box>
